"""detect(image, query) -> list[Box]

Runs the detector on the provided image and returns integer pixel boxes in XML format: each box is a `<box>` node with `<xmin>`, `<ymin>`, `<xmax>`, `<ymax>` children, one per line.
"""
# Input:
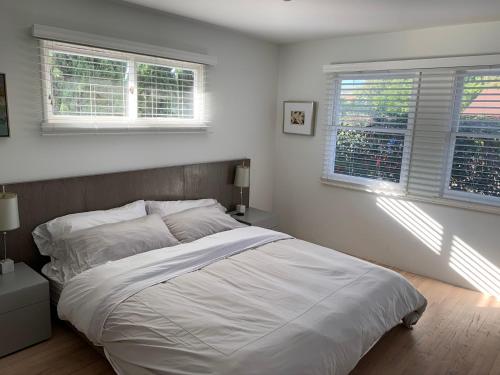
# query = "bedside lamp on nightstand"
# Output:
<box><xmin>234</xmin><ymin>164</ymin><xmax>250</xmax><ymax>216</ymax></box>
<box><xmin>0</xmin><ymin>186</ymin><xmax>19</xmax><ymax>274</ymax></box>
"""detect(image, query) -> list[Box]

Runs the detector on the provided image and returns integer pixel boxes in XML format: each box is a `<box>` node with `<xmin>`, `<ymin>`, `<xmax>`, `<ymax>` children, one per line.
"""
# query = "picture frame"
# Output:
<box><xmin>283</xmin><ymin>101</ymin><xmax>316</xmax><ymax>136</ymax></box>
<box><xmin>0</xmin><ymin>73</ymin><xmax>10</xmax><ymax>137</ymax></box>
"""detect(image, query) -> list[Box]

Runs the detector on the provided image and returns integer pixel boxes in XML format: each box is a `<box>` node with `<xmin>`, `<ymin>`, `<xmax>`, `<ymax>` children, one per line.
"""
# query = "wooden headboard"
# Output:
<box><xmin>5</xmin><ymin>159</ymin><xmax>250</xmax><ymax>271</ymax></box>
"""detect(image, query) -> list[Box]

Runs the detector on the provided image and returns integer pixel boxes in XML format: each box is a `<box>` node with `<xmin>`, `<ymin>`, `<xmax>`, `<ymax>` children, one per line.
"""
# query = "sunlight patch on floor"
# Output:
<box><xmin>475</xmin><ymin>294</ymin><xmax>500</xmax><ymax>308</ymax></box>
<box><xmin>449</xmin><ymin>236</ymin><xmax>500</xmax><ymax>300</ymax></box>
<box><xmin>376</xmin><ymin>197</ymin><xmax>443</xmax><ymax>254</ymax></box>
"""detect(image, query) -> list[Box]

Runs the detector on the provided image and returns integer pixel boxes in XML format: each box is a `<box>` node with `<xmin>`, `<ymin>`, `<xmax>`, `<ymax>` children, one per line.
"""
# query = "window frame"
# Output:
<box><xmin>325</xmin><ymin>74</ymin><xmax>418</xmax><ymax>194</ymax></box>
<box><xmin>322</xmin><ymin>57</ymin><xmax>500</xmax><ymax>213</ymax></box>
<box><xmin>442</xmin><ymin>71</ymin><xmax>500</xmax><ymax>206</ymax></box>
<box><xmin>40</xmin><ymin>40</ymin><xmax>206</xmax><ymax>132</ymax></box>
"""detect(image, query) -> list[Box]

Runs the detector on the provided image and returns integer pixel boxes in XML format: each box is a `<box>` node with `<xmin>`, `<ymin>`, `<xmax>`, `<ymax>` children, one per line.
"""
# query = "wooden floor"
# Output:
<box><xmin>0</xmin><ymin>270</ymin><xmax>499</xmax><ymax>375</ymax></box>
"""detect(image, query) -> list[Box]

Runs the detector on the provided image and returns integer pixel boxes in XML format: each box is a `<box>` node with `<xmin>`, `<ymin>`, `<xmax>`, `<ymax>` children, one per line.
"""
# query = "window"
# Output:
<box><xmin>136</xmin><ymin>63</ymin><xmax>196</xmax><ymax>119</ymax></box>
<box><xmin>446</xmin><ymin>70</ymin><xmax>500</xmax><ymax>201</ymax></box>
<box><xmin>323</xmin><ymin>63</ymin><xmax>500</xmax><ymax>210</ymax></box>
<box><xmin>324</xmin><ymin>73</ymin><xmax>418</xmax><ymax>192</ymax></box>
<box><xmin>40</xmin><ymin>41</ymin><xmax>205</xmax><ymax>132</ymax></box>
<box><xmin>47</xmin><ymin>48</ymin><xmax>128</xmax><ymax>118</ymax></box>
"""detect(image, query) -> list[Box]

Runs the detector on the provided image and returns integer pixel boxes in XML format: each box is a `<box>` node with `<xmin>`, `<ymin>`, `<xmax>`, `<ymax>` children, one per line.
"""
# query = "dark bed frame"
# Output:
<box><xmin>5</xmin><ymin>159</ymin><xmax>250</xmax><ymax>272</ymax></box>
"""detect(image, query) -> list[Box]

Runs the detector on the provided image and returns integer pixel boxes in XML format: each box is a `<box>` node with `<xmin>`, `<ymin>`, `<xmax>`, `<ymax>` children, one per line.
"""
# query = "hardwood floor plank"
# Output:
<box><xmin>0</xmin><ymin>267</ymin><xmax>498</xmax><ymax>375</ymax></box>
<box><xmin>350</xmin><ymin>270</ymin><xmax>500</xmax><ymax>375</ymax></box>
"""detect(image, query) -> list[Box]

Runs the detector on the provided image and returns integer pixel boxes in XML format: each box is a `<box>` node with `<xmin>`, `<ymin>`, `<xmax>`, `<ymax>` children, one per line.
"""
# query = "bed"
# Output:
<box><xmin>6</xmin><ymin>159</ymin><xmax>426</xmax><ymax>375</ymax></box>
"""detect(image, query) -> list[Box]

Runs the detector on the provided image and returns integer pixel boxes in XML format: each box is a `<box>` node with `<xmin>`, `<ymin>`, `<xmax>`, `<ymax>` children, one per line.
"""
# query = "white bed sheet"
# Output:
<box><xmin>58</xmin><ymin>227</ymin><xmax>427</xmax><ymax>375</ymax></box>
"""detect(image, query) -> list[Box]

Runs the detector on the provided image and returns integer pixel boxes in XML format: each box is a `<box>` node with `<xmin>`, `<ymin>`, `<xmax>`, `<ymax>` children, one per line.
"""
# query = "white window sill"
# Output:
<box><xmin>41</xmin><ymin>122</ymin><xmax>210</xmax><ymax>135</ymax></box>
<box><xmin>320</xmin><ymin>178</ymin><xmax>500</xmax><ymax>215</ymax></box>
<box><xmin>322</xmin><ymin>174</ymin><xmax>406</xmax><ymax>196</ymax></box>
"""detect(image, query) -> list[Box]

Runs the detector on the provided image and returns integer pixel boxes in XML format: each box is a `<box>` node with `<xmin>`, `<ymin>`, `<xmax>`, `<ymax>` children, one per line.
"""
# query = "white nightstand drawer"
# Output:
<box><xmin>0</xmin><ymin>263</ymin><xmax>51</xmax><ymax>357</ymax></box>
<box><xmin>0</xmin><ymin>279</ymin><xmax>48</xmax><ymax>315</ymax></box>
<box><xmin>0</xmin><ymin>299</ymin><xmax>51</xmax><ymax>357</ymax></box>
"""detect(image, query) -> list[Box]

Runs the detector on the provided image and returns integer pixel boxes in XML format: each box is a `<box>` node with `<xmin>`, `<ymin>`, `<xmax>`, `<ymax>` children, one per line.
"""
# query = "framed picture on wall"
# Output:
<box><xmin>0</xmin><ymin>73</ymin><xmax>9</xmax><ymax>137</ymax></box>
<box><xmin>283</xmin><ymin>101</ymin><xmax>316</xmax><ymax>136</ymax></box>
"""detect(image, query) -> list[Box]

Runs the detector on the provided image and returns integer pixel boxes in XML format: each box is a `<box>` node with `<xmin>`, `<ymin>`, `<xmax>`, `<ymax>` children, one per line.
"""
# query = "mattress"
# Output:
<box><xmin>57</xmin><ymin>227</ymin><xmax>427</xmax><ymax>375</ymax></box>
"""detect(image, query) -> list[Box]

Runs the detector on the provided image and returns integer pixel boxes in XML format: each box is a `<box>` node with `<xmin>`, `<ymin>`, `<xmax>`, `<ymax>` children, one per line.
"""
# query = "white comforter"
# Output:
<box><xmin>59</xmin><ymin>227</ymin><xmax>427</xmax><ymax>375</ymax></box>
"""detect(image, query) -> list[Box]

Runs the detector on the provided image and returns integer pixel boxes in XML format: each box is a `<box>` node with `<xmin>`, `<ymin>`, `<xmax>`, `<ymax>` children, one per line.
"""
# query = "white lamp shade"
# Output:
<box><xmin>234</xmin><ymin>166</ymin><xmax>250</xmax><ymax>188</ymax></box>
<box><xmin>0</xmin><ymin>193</ymin><xmax>20</xmax><ymax>232</ymax></box>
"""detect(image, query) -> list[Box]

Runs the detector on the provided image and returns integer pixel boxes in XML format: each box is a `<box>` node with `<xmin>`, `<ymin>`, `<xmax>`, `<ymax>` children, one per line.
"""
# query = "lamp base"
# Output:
<box><xmin>236</xmin><ymin>204</ymin><xmax>246</xmax><ymax>216</ymax></box>
<box><xmin>0</xmin><ymin>258</ymin><xmax>14</xmax><ymax>274</ymax></box>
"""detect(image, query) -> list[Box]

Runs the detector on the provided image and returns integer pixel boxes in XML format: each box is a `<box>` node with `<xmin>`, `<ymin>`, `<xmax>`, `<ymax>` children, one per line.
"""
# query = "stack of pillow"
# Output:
<box><xmin>35</xmin><ymin>199</ymin><xmax>245</xmax><ymax>284</ymax></box>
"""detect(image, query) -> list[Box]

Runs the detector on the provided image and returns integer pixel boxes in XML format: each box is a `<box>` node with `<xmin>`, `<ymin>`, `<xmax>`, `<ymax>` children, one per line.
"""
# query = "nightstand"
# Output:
<box><xmin>0</xmin><ymin>263</ymin><xmax>51</xmax><ymax>357</ymax></box>
<box><xmin>231</xmin><ymin>207</ymin><xmax>279</xmax><ymax>230</ymax></box>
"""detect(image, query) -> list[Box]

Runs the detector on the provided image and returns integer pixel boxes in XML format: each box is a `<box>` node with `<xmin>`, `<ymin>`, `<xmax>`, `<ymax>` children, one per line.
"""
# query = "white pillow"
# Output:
<box><xmin>33</xmin><ymin>200</ymin><xmax>147</xmax><ymax>256</ymax></box>
<box><xmin>162</xmin><ymin>204</ymin><xmax>246</xmax><ymax>243</ymax></box>
<box><xmin>146</xmin><ymin>199</ymin><xmax>226</xmax><ymax>217</ymax></box>
<box><xmin>55</xmin><ymin>214</ymin><xmax>179</xmax><ymax>282</ymax></box>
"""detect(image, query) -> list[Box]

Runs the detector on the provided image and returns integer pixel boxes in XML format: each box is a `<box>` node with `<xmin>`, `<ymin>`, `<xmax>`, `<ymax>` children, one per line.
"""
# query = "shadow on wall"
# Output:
<box><xmin>376</xmin><ymin>197</ymin><xmax>500</xmax><ymax>301</ymax></box>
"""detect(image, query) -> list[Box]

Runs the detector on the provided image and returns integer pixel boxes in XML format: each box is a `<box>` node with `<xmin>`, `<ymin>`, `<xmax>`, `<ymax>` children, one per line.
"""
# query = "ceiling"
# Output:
<box><xmin>121</xmin><ymin>0</ymin><xmax>500</xmax><ymax>44</ymax></box>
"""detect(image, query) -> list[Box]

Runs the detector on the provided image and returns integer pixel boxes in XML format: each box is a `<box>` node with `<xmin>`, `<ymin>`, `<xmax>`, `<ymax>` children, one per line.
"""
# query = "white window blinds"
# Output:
<box><xmin>44</xmin><ymin>44</ymin><xmax>128</xmax><ymax>118</ymax></box>
<box><xmin>136</xmin><ymin>63</ymin><xmax>199</xmax><ymax>120</ymax></box>
<box><xmin>445</xmin><ymin>69</ymin><xmax>500</xmax><ymax>201</ymax></box>
<box><xmin>39</xmin><ymin>40</ymin><xmax>206</xmax><ymax>133</ymax></box>
<box><xmin>323</xmin><ymin>63</ymin><xmax>500</xmax><ymax>209</ymax></box>
<box><xmin>323</xmin><ymin>73</ymin><xmax>418</xmax><ymax>192</ymax></box>
<box><xmin>406</xmin><ymin>70</ymin><xmax>456</xmax><ymax>199</ymax></box>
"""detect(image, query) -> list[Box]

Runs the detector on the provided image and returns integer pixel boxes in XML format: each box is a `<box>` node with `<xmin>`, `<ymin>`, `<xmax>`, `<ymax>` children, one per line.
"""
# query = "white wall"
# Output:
<box><xmin>275</xmin><ymin>22</ymin><xmax>500</xmax><ymax>292</ymax></box>
<box><xmin>0</xmin><ymin>0</ymin><xmax>278</xmax><ymax>210</ymax></box>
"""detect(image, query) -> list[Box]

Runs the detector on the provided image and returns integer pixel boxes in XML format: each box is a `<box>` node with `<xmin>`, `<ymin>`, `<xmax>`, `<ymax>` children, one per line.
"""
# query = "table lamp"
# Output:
<box><xmin>0</xmin><ymin>186</ymin><xmax>19</xmax><ymax>274</ymax></box>
<box><xmin>234</xmin><ymin>164</ymin><xmax>250</xmax><ymax>215</ymax></box>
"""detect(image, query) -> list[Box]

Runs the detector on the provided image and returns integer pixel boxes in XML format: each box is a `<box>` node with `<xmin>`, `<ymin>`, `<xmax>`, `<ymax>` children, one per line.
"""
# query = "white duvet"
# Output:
<box><xmin>58</xmin><ymin>227</ymin><xmax>427</xmax><ymax>375</ymax></box>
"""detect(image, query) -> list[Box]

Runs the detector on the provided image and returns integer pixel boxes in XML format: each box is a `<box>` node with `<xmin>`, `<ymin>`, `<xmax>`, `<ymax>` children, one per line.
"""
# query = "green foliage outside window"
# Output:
<box><xmin>136</xmin><ymin>63</ymin><xmax>194</xmax><ymax>118</ymax></box>
<box><xmin>48</xmin><ymin>52</ymin><xmax>196</xmax><ymax>119</ymax></box>
<box><xmin>450</xmin><ymin>137</ymin><xmax>499</xmax><ymax>197</ymax></box>
<box><xmin>49</xmin><ymin>52</ymin><xmax>127</xmax><ymax>116</ymax></box>
<box><xmin>449</xmin><ymin>73</ymin><xmax>500</xmax><ymax>197</ymax></box>
<box><xmin>334</xmin><ymin>78</ymin><xmax>414</xmax><ymax>183</ymax></box>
